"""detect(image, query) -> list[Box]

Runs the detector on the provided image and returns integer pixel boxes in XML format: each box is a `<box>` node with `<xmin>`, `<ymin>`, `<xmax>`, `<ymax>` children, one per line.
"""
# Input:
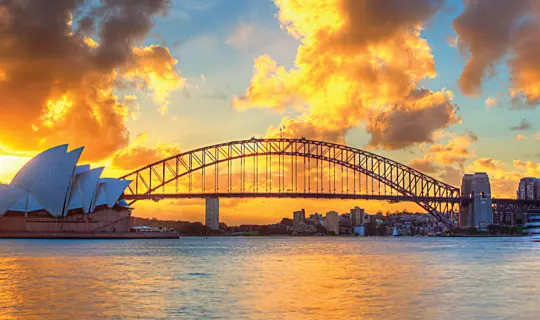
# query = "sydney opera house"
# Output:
<box><xmin>0</xmin><ymin>144</ymin><xmax>175</xmax><ymax>238</ymax></box>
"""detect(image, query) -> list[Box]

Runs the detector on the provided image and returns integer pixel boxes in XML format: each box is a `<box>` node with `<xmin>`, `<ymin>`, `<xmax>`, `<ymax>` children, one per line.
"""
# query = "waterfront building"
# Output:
<box><xmin>339</xmin><ymin>213</ymin><xmax>352</xmax><ymax>227</ymax></box>
<box><xmin>517</xmin><ymin>178</ymin><xmax>540</xmax><ymax>200</ymax></box>
<box><xmin>366</xmin><ymin>217</ymin><xmax>379</xmax><ymax>236</ymax></box>
<box><xmin>326</xmin><ymin>211</ymin><xmax>339</xmax><ymax>235</ymax></box>
<box><xmin>353</xmin><ymin>226</ymin><xmax>365</xmax><ymax>236</ymax></box>
<box><xmin>293</xmin><ymin>209</ymin><xmax>305</xmax><ymax>223</ymax></box>
<box><xmin>205</xmin><ymin>197</ymin><xmax>220</xmax><ymax>230</ymax></box>
<box><xmin>351</xmin><ymin>206</ymin><xmax>365</xmax><ymax>226</ymax></box>
<box><xmin>522</xmin><ymin>212</ymin><xmax>540</xmax><ymax>234</ymax></box>
<box><xmin>459</xmin><ymin>172</ymin><xmax>492</xmax><ymax>230</ymax></box>
<box><xmin>287</xmin><ymin>221</ymin><xmax>317</xmax><ymax>235</ymax></box>
<box><xmin>339</xmin><ymin>213</ymin><xmax>352</xmax><ymax>234</ymax></box>
<box><xmin>0</xmin><ymin>144</ymin><xmax>134</xmax><ymax>233</ymax></box>
<box><xmin>306</xmin><ymin>213</ymin><xmax>323</xmax><ymax>225</ymax></box>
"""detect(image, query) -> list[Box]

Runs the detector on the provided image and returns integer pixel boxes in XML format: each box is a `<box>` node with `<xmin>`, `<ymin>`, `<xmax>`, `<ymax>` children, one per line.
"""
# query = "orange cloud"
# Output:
<box><xmin>123</xmin><ymin>45</ymin><xmax>185</xmax><ymax>115</ymax></box>
<box><xmin>467</xmin><ymin>158</ymin><xmax>540</xmax><ymax>198</ymax></box>
<box><xmin>409</xmin><ymin>156</ymin><xmax>439</xmax><ymax>173</ymax></box>
<box><xmin>474</xmin><ymin>158</ymin><xmax>506</xmax><ymax>172</ymax></box>
<box><xmin>467</xmin><ymin>158</ymin><xmax>516</xmax><ymax>198</ymax></box>
<box><xmin>453</xmin><ymin>1</ymin><xmax>540</xmax><ymax>106</ymax></box>
<box><xmin>234</xmin><ymin>0</ymin><xmax>456</xmax><ymax>147</ymax></box>
<box><xmin>0</xmin><ymin>1</ymin><xmax>183</xmax><ymax>161</ymax></box>
<box><xmin>111</xmin><ymin>133</ymin><xmax>181</xmax><ymax>171</ymax></box>
<box><xmin>408</xmin><ymin>131</ymin><xmax>476</xmax><ymax>184</ymax></box>
<box><xmin>513</xmin><ymin>160</ymin><xmax>540</xmax><ymax>176</ymax></box>
<box><xmin>485</xmin><ymin>97</ymin><xmax>500</xmax><ymax>108</ymax></box>
<box><xmin>427</xmin><ymin>131</ymin><xmax>477</xmax><ymax>165</ymax></box>
<box><xmin>409</xmin><ymin>131</ymin><xmax>483</xmax><ymax>186</ymax></box>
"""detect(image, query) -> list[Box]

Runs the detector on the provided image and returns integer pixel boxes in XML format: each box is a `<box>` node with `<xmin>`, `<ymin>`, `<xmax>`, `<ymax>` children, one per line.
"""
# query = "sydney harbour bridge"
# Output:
<box><xmin>120</xmin><ymin>138</ymin><xmax>540</xmax><ymax>228</ymax></box>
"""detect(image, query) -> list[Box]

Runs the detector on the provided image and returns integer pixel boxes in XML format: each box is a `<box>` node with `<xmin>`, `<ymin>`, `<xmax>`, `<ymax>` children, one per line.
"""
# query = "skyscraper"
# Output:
<box><xmin>205</xmin><ymin>197</ymin><xmax>219</xmax><ymax>230</ymax></box>
<box><xmin>518</xmin><ymin>178</ymin><xmax>540</xmax><ymax>200</ymax></box>
<box><xmin>351</xmin><ymin>206</ymin><xmax>365</xmax><ymax>226</ymax></box>
<box><xmin>326</xmin><ymin>211</ymin><xmax>339</xmax><ymax>235</ymax></box>
<box><xmin>293</xmin><ymin>209</ymin><xmax>305</xmax><ymax>223</ymax></box>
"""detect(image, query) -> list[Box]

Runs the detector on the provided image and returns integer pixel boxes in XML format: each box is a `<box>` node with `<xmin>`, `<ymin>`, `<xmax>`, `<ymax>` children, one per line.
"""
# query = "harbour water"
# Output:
<box><xmin>1</xmin><ymin>237</ymin><xmax>539</xmax><ymax>319</ymax></box>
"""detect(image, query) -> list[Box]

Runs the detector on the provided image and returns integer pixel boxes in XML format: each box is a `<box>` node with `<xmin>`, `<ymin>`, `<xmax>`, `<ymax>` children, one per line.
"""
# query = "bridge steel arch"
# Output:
<box><xmin>120</xmin><ymin>138</ymin><xmax>461</xmax><ymax>228</ymax></box>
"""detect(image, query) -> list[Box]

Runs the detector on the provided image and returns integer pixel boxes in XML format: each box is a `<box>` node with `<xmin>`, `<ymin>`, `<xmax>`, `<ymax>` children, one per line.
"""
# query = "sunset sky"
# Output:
<box><xmin>0</xmin><ymin>0</ymin><xmax>539</xmax><ymax>224</ymax></box>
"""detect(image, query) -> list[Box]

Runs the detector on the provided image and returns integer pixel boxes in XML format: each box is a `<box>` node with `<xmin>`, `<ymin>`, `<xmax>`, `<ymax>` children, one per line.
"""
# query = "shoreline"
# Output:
<box><xmin>0</xmin><ymin>232</ymin><xmax>180</xmax><ymax>239</ymax></box>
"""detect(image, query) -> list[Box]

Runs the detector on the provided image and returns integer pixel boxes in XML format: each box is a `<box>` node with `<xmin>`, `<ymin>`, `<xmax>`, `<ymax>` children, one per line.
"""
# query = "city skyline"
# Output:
<box><xmin>0</xmin><ymin>0</ymin><xmax>539</xmax><ymax>224</ymax></box>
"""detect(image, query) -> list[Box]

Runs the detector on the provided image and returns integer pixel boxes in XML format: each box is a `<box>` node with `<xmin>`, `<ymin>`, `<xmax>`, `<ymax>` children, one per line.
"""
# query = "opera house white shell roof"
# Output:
<box><xmin>0</xmin><ymin>145</ymin><xmax>131</xmax><ymax>217</ymax></box>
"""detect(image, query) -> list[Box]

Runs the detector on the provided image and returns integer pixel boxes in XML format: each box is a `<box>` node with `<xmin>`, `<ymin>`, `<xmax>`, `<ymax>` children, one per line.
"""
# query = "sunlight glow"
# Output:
<box><xmin>41</xmin><ymin>95</ymin><xmax>74</xmax><ymax>128</ymax></box>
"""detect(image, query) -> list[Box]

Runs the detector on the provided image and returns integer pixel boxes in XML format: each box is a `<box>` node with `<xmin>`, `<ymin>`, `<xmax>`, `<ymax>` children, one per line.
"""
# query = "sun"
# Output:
<box><xmin>0</xmin><ymin>155</ymin><xmax>30</xmax><ymax>183</ymax></box>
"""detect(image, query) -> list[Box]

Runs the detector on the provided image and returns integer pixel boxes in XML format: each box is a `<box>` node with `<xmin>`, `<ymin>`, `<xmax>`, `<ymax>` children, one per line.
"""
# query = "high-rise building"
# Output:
<box><xmin>205</xmin><ymin>197</ymin><xmax>219</xmax><ymax>230</ymax></box>
<box><xmin>293</xmin><ymin>209</ymin><xmax>305</xmax><ymax>223</ymax></box>
<box><xmin>351</xmin><ymin>206</ymin><xmax>365</xmax><ymax>226</ymax></box>
<box><xmin>339</xmin><ymin>213</ymin><xmax>352</xmax><ymax>227</ymax></box>
<box><xmin>326</xmin><ymin>211</ymin><xmax>339</xmax><ymax>235</ymax></box>
<box><xmin>518</xmin><ymin>178</ymin><xmax>540</xmax><ymax>200</ymax></box>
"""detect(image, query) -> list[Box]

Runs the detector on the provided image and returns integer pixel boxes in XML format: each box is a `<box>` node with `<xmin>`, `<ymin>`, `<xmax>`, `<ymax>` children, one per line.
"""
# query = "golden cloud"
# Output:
<box><xmin>235</xmin><ymin>0</ymin><xmax>456</xmax><ymax>147</ymax></box>
<box><xmin>123</xmin><ymin>45</ymin><xmax>185</xmax><ymax>115</ymax></box>
<box><xmin>467</xmin><ymin>158</ymin><xmax>515</xmax><ymax>197</ymax></box>
<box><xmin>409</xmin><ymin>155</ymin><xmax>439</xmax><ymax>173</ymax></box>
<box><xmin>111</xmin><ymin>133</ymin><xmax>181</xmax><ymax>171</ymax></box>
<box><xmin>0</xmin><ymin>1</ymin><xmax>183</xmax><ymax>161</ymax></box>
<box><xmin>426</xmin><ymin>131</ymin><xmax>477</xmax><ymax>165</ymax></box>
<box><xmin>408</xmin><ymin>131</ymin><xmax>476</xmax><ymax>185</ymax></box>
<box><xmin>514</xmin><ymin>160</ymin><xmax>540</xmax><ymax>176</ymax></box>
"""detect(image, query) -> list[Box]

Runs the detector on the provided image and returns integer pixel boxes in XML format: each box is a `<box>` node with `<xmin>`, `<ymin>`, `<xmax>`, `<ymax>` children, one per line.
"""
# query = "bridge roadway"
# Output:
<box><xmin>123</xmin><ymin>193</ymin><xmax>540</xmax><ymax>206</ymax></box>
<box><xmin>124</xmin><ymin>193</ymin><xmax>461</xmax><ymax>203</ymax></box>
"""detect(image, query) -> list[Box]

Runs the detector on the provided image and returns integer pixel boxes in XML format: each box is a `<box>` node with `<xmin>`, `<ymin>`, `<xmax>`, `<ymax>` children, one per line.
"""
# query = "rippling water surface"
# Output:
<box><xmin>0</xmin><ymin>237</ymin><xmax>539</xmax><ymax>319</ymax></box>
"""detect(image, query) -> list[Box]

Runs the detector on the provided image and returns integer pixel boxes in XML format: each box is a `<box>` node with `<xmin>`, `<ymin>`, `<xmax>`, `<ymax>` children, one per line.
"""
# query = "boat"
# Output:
<box><xmin>523</xmin><ymin>212</ymin><xmax>540</xmax><ymax>242</ymax></box>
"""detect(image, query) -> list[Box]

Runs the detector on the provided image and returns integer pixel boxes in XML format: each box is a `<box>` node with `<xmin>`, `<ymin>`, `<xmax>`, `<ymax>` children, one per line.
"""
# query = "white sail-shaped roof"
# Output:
<box><xmin>8</xmin><ymin>192</ymin><xmax>45</xmax><ymax>213</ymax></box>
<box><xmin>73</xmin><ymin>165</ymin><xmax>90</xmax><ymax>176</ymax></box>
<box><xmin>117</xmin><ymin>199</ymin><xmax>131</xmax><ymax>208</ymax></box>
<box><xmin>89</xmin><ymin>178</ymin><xmax>131</xmax><ymax>211</ymax></box>
<box><xmin>63</xmin><ymin>165</ymin><xmax>91</xmax><ymax>214</ymax></box>
<box><xmin>0</xmin><ymin>184</ymin><xmax>26</xmax><ymax>216</ymax></box>
<box><xmin>11</xmin><ymin>146</ymin><xmax>84</xmax><ymax>217</ymax></box>
<box><xmin>64</xmin><ymin>165</ymin><xmax>85</xmax><ymax>214</ymax></box>
<box><xmin>3</xmin><ymin>144</ymin><xmax>130</xmax><ymax>217</ymax></box>
<box><xmin>90</xmin><ymin>183</ymin><xmax>107</xmax><ymax>211</ymax></box>
<box><xmin>68</xmin><ymin>167</ymin><xmax>104</xmax><ymax>213</ymax></box>
<box><xmin>100</xmin><ymin>178</ymin><xmax>131</xmax><ymax>208</ymax></box>
<box><xmin>10</xmin><ymin>144</ymin><xmax>68</xmax><ymax>190</ymax></box>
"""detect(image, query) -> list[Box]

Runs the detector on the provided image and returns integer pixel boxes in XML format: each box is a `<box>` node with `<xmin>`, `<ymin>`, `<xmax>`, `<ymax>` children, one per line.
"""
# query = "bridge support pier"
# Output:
<box><xmin>460</xmin><ymin>173</ymin><xmax>493</xmax><ymax>230</ymax></box>
<box><xmin>205</xmin><ymin>197</ymin><xmax>220</xmax><ymax>231</ymax></box>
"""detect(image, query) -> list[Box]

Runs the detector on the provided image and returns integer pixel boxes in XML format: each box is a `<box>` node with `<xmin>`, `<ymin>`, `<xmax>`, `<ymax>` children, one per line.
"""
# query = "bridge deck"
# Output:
<box><xmin>124</xmin><ymin>193</ymin><xmax>461</xmax><ymax>203</ymax></box>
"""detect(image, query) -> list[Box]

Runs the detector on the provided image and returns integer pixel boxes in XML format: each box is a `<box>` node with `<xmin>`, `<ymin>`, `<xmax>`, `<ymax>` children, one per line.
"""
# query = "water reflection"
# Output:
<box><xmin>0</xmin><ymin>237</ymin><xmax>539</xmax><ymax>319</ymax></box>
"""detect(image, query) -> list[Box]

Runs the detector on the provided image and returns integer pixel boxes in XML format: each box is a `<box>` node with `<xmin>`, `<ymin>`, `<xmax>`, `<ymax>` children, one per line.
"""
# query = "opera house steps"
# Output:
<box><xmin>0</xmin><ymin>145</ymin><xmax>179</xmax><ymax>239</ymax></box>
